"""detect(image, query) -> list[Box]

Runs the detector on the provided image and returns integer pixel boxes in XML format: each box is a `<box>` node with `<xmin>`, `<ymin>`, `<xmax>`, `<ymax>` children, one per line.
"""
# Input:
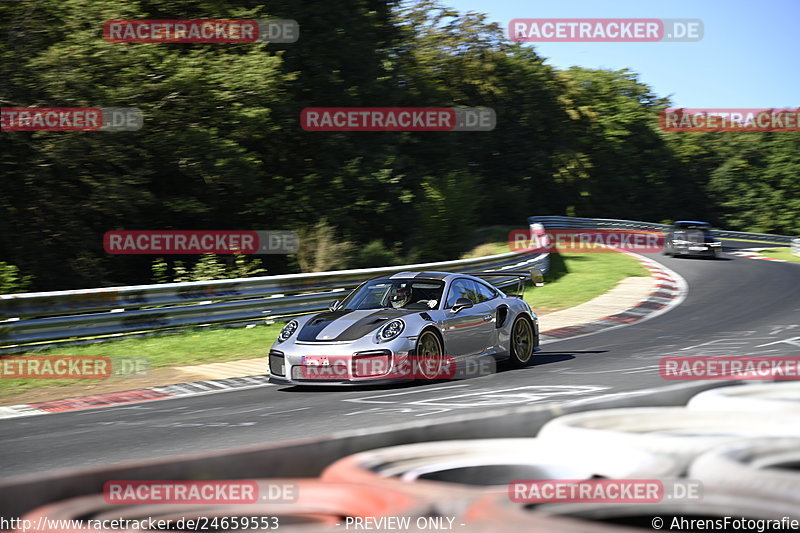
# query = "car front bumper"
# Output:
<box><xmin>674</xmin><ymin>245</ymin><xmax>720</xmax><ymax>257</ymax></box>
<box><xmin>268</xmin><ymin>336</ymin><xmax>420</xmax><ymax>386</ymax></box>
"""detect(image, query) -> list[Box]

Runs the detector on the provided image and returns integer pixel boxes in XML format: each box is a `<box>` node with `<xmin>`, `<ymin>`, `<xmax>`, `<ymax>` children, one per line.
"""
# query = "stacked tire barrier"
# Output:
<box><xmin>687</xmin><ymin>382</ymin><xmax>800</xmax><ymax>414</ymax></box>
<box><xmin>535</xmin><ymin>407</ymin><xmax>800</xmax><ymax>473</ymax></box>
<box><xmin>7</xmin><ymin>382</ymin><xmax>799</xmax><ymax>532</ymax></box>
<box><xmin>320</xmin><ymin>438</ymin><xmax>681</xmax><ymax>516</ymax></box>
<box><xmin>322</xmin><ymin>383</ymin><xmax>800</xmax><ymax>532</ymax></box>
<box><xmin>463</xmin><ymin>493</ymin><xmax>799</xmax><ymax>533</ymax></box>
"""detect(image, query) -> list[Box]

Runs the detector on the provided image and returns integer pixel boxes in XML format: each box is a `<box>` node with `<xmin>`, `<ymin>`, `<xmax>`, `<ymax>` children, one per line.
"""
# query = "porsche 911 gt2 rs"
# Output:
<box><xmin>268</xmin><ymin>269</ymin><xmax>545</xmax><ymax>385</ymax></box>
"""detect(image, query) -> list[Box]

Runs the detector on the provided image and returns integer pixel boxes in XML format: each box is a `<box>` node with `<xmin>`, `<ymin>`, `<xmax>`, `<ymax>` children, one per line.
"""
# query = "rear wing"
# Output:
<box><xmin>467</xmin><ymin>269</ymin><xmax>545</xmax><ymax>298</ymax></box>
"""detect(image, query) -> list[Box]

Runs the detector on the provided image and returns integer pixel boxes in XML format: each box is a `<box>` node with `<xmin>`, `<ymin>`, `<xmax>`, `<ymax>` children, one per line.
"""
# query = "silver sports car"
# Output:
<box><xmin>268</xmin><ymin>269</ymin><xmax>544</xmax><ymax>386</ymax></box>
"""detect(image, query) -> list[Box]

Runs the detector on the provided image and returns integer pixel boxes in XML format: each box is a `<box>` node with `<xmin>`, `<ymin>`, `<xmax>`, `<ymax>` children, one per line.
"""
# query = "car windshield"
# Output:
<box><xmin>340</xmin><ymin>279</ymin><xmax>445</xmax><ymax>310</ymax></box>
<box><xmin>674</xmin><ymin>229</ymin><xmax>711</xmax><ymax>242</ymax></box>
<box><xmin>675</xmin><ymin>223</ymin><xmax>712</xmax><ymax>230</ymax></box>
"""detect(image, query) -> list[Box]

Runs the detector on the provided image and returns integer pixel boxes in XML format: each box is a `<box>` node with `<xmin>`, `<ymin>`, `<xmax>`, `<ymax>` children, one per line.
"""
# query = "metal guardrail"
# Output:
<box><xmin>528</xmin><ymin>215</ymin><xmax>796</xmax><ymax>245</ymax></box>
<box><xmin>0</xmin><ymin>250</ymin><xmax>548</xmax><ymax>352</ymax></box>
<box><xmin>3</xmin><ymin>215</ymin><xmax>794</xmax><ymax>353</ymax></box>
<box><xmin>793</xmin><ymin>238</ymin><xmax>800</xmax><ymax>256</ymax></box>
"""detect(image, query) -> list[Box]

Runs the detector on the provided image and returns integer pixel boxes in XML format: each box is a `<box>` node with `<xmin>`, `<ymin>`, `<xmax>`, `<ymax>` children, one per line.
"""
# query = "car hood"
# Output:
<box><xmin>296</xmin><ymin>309</ymin><xmax>417</xmax><ymax>342</ymax></box>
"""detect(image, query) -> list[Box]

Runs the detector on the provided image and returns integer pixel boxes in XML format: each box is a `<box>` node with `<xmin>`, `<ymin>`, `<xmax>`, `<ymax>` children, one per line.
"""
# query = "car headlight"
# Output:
<box><xmin>709</xmin><ymin>242</ymin><xmax>722</xmax><ymax>246</ymax></box>
<box><xmin>377</xmin><ymin>319</ymin><xmax>405</xmax><ymax>342</ymax></box>
<box><xmin>673</xmin><ymin>240</ymin><xmax>689</xmax><ymax>245</ymax></box>
<box><xmin>278</xmin><ymin>320</ymin><xmax>299</xmax><ymax>342</ymax></box>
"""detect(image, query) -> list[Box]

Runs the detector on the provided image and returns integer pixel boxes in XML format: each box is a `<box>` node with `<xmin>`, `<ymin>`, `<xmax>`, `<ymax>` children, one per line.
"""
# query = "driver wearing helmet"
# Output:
<box><xmin>389</xmin><ymin>284</ymin><xmax>412</xmax><ymax>309</ymax></box>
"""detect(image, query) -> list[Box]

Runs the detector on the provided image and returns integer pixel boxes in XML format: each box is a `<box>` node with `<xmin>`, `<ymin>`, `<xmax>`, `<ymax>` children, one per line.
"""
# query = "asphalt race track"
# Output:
<box><xmin>1</xmin><ymin>240</ymin><xmax>798</xmax><ymax>477</ymax></box>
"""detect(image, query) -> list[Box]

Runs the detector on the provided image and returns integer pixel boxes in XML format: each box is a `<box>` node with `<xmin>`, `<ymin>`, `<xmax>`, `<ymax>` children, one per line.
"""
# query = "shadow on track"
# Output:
<box><xmin>275</xmin><ymin>350</ymin><xmax>607</xmax><ymax>392</ymax></box>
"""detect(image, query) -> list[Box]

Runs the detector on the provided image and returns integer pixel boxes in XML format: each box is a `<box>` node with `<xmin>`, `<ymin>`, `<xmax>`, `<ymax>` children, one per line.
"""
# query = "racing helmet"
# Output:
<box><xmin>389</xmin><ymin>284</ymin><xmax>411</xmax><ymax>308</ymax></box>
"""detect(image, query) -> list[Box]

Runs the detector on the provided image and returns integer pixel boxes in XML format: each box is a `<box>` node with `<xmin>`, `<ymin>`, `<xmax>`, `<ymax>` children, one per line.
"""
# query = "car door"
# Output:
<box><xmin>472</xmin><ymin>280</ymin><xmax>502</xmax><ymax>354</ymax></box>
<box><xmin>441</xmin><ymin>278</ymin><xmax>494</xmax><ymax>356</ymax></box>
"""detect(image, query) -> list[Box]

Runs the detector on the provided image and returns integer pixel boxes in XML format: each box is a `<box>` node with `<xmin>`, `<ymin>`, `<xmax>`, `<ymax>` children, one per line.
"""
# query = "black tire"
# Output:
<box><xmin>510</xmin><ymin>316</ymin><xmax>535</xmax><ymax>367</ymax></box>
<box><xmin>414</xmin><ymin>329</ymin><xmax>445</xmax><ymax>380</ymax></box>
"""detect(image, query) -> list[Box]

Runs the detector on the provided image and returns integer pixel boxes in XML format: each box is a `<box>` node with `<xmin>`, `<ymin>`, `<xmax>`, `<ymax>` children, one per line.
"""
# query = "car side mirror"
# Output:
<box><xmin>451</xmin><ymin>297</ymin><xmax>474</xmax><ymax>313</ymax></box>
<box><xmin>328</xmin><ymin>300</ymin><xmax>341</xmax><ymax>312</ymax></box>
<box><xmin>530</xmin><ymin>268</ymin><xmax>545</xmax><ymax>287</ymax></box>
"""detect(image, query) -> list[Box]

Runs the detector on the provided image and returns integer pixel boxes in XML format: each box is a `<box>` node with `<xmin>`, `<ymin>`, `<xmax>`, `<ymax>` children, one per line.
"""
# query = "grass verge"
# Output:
<box><xmin>759</xmin><ymin>247</ymin><xmax>800</xmax><ymax>263</ymax></box>
<box><xmin>1</xmin><ymin>324</ymin><xmax>282</xmax><ymax>400</ymax></box>
<box><xmin>522</xmin><ymin>252</ymin><xmax>649</xmax><ymax>312</ymax></box>
<box><xmin>458</xmin><ymin>227</ymin><xmax>649</xmax><ymax>311</ymax></box>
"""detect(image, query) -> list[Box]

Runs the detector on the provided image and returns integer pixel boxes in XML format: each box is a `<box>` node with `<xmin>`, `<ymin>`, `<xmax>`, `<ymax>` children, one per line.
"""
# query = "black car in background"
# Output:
<box><xmin>662</xmin><ymin>221</ymin><xmax>722</xmax><ymax>258</ymax></box>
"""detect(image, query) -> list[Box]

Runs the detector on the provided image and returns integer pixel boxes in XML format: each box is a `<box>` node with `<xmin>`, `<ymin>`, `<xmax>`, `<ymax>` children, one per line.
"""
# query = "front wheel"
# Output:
<box><xmin>414</xmin><ymin>329</ymin><xmax>444</xmax><ymax>380</ymax></box>
<box><xmin>510</xmin><ymin>317</ymin><xmax>535</xmax><ymax>367</ymax></box>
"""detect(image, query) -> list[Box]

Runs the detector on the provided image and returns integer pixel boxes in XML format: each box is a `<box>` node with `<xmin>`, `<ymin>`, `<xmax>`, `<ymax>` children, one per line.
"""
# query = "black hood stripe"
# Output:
<box><xmin>334</xmin><ymin>309</ymin><xmax>411</xmax><ymax>341</ymax></box>
<box><xmin>297</xmin><ymin>309</ymin><xmax>415</xmax><ymax>342</ymax></box>
<box><xmin>296</xmin><ymin>310</ymin><xmax>355</xmax><ymax>342</ymax></box>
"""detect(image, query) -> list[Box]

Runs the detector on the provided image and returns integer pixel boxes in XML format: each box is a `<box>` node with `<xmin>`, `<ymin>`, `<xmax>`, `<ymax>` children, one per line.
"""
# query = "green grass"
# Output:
<box><xmin>759</xmin><ymin>247</ymin><xmax>800</xmax><ymax>263</ymax></box>
<box><xmin>723</xmin><ymin>237</ymin><xmax>799</xmax><ymax>245</ymax></box>
<box><xmin>522</xmin><ymin>252</ymin><xmax>648</xmax><ymax>311</ymax></box>
<box><xmin>457</xmin><ymin>233</ymin><xmax>649</xmax><ymax>311</ymax></box>
<box><xmin>15</xmin><ymin>323</ymin><xmax>284</xmax><ymax>365</ymax></box>
<box><xmin>1</xmin><ymin>324</ymin><xmax>283</xmax><ymax>399</ymax></box>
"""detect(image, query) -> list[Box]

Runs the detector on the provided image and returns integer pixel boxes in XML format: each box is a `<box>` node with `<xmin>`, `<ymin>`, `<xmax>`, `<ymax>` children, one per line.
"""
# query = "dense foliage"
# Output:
<box><xmin>1</xmin><ymin>0</ymin><xmax>797</xmax><ymax>291</ymax></box>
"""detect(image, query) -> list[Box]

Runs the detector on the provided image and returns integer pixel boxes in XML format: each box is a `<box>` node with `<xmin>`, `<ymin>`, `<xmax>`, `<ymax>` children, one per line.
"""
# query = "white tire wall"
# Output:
<box><xmin>532</xmin><ymin>494</ymin><xmax>800</xmax><ymax>529</ymax></box>
<box><xmin>687</xmin><ymin>383</ymin><xmax>800</xmax><ymax>414</ymax></box>
<box><xmin>536</xmin><ymin>407</ymin><xmax>800</xmax><ymax>472</ymax></box>
<box><xmin>321</xmin><ymin>438</ymin><xmax>680</xmax><ymax>514</ymax></box>
<box><xmin>689</xmin><ymin>438</ymin><xmax>800</xmax><ymax>505</ymax></box>
<box><xmin>464</xmin><ymin>493</ymin><xmax>800</xmax><ymax>532</ymax></box>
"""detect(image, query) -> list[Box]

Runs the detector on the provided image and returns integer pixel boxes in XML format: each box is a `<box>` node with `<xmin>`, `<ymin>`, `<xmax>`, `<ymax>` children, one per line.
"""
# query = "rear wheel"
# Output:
<box><xmin>510</xmin><ymin>317</ymin><xmax>535</xmax><ymax>367</ymax></box>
